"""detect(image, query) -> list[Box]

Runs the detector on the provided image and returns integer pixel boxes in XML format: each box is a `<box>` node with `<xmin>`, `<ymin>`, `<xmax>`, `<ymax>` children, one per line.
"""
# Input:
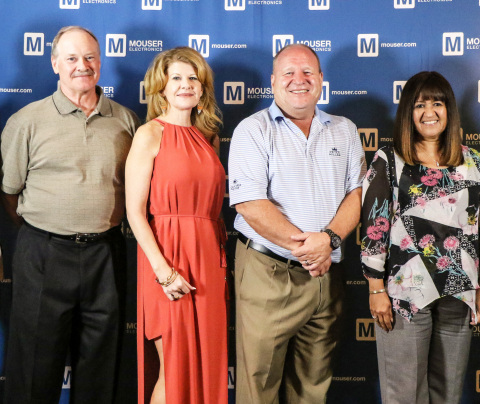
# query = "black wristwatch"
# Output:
<box><xmin>323</xmin><ymin>229</ymin><xmax>342</xmax><ymax>250</ymax></box>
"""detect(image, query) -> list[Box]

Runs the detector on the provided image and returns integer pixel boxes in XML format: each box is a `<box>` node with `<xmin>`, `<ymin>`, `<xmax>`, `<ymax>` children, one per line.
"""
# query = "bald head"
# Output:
<box><xmin>273</xmin><ymin>44</ymin><xmax>321</xmax><ymax>74</ymax></box>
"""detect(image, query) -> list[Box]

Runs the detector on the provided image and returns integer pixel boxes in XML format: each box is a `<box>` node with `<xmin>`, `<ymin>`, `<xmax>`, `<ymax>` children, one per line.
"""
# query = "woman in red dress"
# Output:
<box><xmin>125</xmin><ymin>47</ymin><xmax>228</xmax><ymax>404</ymax></box>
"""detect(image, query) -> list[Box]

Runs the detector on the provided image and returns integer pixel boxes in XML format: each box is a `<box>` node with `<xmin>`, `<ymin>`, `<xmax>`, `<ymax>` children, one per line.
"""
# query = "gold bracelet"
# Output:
<box><xmin>155</xmin><ymin>268</ymin><xmax>178</xmax><ymax>286</ymax></box>
<box><xmin>162</xmin><ymin>271</ymin><xmax>178</xmax><ymax>287</ymax></box>
<box><xmin>369</xmin><ymin>288</ymin><xmax>386</xmax><ymax>294</ymax></box>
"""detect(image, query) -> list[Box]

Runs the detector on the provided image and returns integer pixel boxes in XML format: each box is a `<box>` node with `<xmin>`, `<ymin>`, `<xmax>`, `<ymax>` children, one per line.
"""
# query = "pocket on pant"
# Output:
<box><xmin>238</xmin><ymin>250</ymin><xmax>287</xmax><ymax>305</ymax></box>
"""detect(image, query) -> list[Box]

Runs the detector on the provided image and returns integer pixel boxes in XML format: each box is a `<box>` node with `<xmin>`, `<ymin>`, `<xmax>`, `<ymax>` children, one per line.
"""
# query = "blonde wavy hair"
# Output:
<box><xmin>144</xmin><ymin>47</ymin><xmax>222</xmax><ymax>142</ymax></box>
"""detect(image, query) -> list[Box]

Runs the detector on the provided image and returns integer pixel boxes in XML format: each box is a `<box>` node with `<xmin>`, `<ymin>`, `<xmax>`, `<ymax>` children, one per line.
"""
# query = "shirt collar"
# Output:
<box><xmin>269</xmin><ymin>100</ymin><xmax>331</xmax><ymax>126</ymax></box>
<box><xmin>52</xmin><ymin>85</ymin><xmax>112</xmax><ymax>117</ymax></box>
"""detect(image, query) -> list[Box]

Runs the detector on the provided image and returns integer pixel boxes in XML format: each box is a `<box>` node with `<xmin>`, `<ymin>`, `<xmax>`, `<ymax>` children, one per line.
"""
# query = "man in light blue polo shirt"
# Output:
<box><xmin>229</xmin><ymin>43</ymin><xmax>366</xmax><ymax>403</ymax></box>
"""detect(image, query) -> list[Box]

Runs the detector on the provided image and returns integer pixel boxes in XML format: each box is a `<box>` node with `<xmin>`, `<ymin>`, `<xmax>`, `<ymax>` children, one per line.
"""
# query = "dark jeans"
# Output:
<box><xmin>4</xmin><ymin>223</ymin><xmax>126</xmax><ymax>404</ymax></box>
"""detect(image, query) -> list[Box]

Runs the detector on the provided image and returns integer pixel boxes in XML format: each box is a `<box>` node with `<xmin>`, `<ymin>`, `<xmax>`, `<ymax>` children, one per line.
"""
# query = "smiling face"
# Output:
<box><xmin>271</xmin><ymin>45</ymin><xmax>323</xmax><ymax>119</ymax></box>
<box><xmin>413</xmin><ymin>96</ymin><xmax>448</xmax><ymax>141</ymax></box>
<box><xmin>51</xmin><ymin>29</ymin><xmax>100</xmax><ymax>98</ymax></box>
<box><xmin>162</xmin><ymin>61</ymin><xmax>203</xmax><ymax>114</ymax></box>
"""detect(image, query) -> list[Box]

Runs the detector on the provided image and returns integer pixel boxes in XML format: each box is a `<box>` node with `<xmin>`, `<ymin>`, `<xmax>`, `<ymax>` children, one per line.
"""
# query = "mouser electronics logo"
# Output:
<box><xmin>359</xmin><ymin>128</ymin><xmax>379</xmax><ymax>152</ymax></box>
<box><xmin>225</xmin><ymin>0</ymin><xmax>245</xmax><ymax>10</ymax></box>
<box><xmin>60</xmin><ymin>0</ymin><xmax>118</xmax><ymax>8</ymax></box>
<box><xmin>357</xmin><ymin>34</ymin><xmax>379</xmax><ymax>57</ymax></box>
<box><xmin>101</xmin><ymin>86</ymin><xmax>115</xmax><ymax>99</ymax></box>
<box><xmin>59</xmin><ymin>0</ymin><xmax>80</xmax><ymax>8</ymax></box>
<box><xmin>189</xmin><ymin>35</ymin><xmax>210</xmax><ymax>58</ymax></box>
<box><xmin>393</xmin><ymin>81</ymin><xmax>407</xmax><ymax>104</ymax></box>
<box><xmin>224</xmin><ymin>82</ymin><xmax>244</xmax><ymax>105</ymax></box>
<box><xmin>106</xmin><ymin>34</ymin><xmax>162</xmax><ymax>57</ymax></box>
<box><xmin>140</xmin><ymin>81</ymin><xmax>147</xmax><ymax>104</ymax></box>
<box><xmin>297</xmin><ymin>39</ymin><xmax>331</xmax><ymax>52</ymax></box>
<box><xmin>317</xmin><ymin>81</ymin><xmax>329</xmax><ymax>105</ymax></box>
<box><xmin>356</xmin><ymin>319</ymin><xmax>376</xmax><ymax>341</ymax></box>
<box><xmin>272</xmin><ymin>35</ymin><xmax>294</xmax><ymax>56</ymax></box>
<box><xmin>444</xmin><ymin>32</ymin><xmax>480</xmax><ymax>53</ymax></box>
<box><xmin>309</xmin><ymin>0</ymin><xmax>329</xmax><ymax>10</ymax></box>
<box><xmin>247</xmin><ymin>87</ymin><xmax>273</xmax><ymax>100</ymax></box>
<box><xmin>394</xmin><ymin>0</ymin><xmax>414</xmax><ymax>8</ymax></box>
<box><xmin>106</xmin><ymin>34</ymin><xmax>126</xmax><ymax>57</ymax></box>
<box><xmin>142</xmin><ymin>0</ymin><xmax>162</xmax><ymax>9</ymax></box>
<box><xmin>63</xmin><ymin>366</ymin><xmax>72</xmax><ymax>389</ymax></box>
<box><xmin>225</xmin><ymin>0</ymin><xmax>282</xmax><ymax>9</ymax></box>
<box><xmin>273</xmin><ymin>35</ymin><xmax>331</xmax><ymax>55</ymax></box>
<box><xmin>24</xmin><ymin>33</ymin><xmax>44</xmax><ymax>56</ymax></box>
<box><xmin>358</xmin><ymin>33</ymin><xmax>416</xmax><ymax>54</ymax></box>
<box><xmin>443</xmin><ymin>32</ymin><xmax>463</xmax><ymax>56</ymax></box>
<box><xmin>228</xmin><ymin>366</ymin><xmax>235</xmax><ymax>389</ymax></box>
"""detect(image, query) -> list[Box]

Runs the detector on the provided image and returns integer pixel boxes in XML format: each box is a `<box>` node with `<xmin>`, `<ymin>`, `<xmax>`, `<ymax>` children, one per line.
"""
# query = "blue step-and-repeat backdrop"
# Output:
<box><xmin>2</xmin><ymin>0</ymin><xmax>480</xmax><ymax>403</ymax></box>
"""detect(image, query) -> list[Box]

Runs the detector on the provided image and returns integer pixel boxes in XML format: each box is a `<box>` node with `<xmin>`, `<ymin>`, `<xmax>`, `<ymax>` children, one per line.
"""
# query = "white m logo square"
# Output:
<box><xmin>394</xmin><ymin>0</ymin><xmax>414</xmax><ymax>9</ymax></box>
<box><xmin>24</xmin><ymin>33</ymin><xmax>44</xmax><ymax>56</ymax></box>
<box><xmin>359</xmin><ymin>129</ymin><xmax>379</xmax><ymax>152</ymax></box>
<box><xmin>142</xmin><ymin>0</ymin><xmax>162</xmax><ymax>10</ymax></box>
<box><xmin>140</xmin><ymin>81</ymin><xmax>147</xmax><ymax>104</ymax></box>
<box><xmin>189</xmin><ymin>35</ymin><xmax>210</xmax><ymax>58</ymax></box>
<box><xmin>224</xmin><ymin>82</ymin><xmax>244</xmax><ymax>105</ymax></box>
<box><xmin>272</xmin><ymin>35</ymin><xmax>294</xmax><ymax>57</ymax></box>
<box><xmin>317</xmin><ymin>81</ymin><xmax>329</xmax><ymax>105</ymax></box>
<box><xmin>59</xmin><ymin>0</ymin><xmax>80</xmax><ymax>9</ymax></box>
<box><xmin>106</xmin><ymin>34</ymin><xmax>127</xmax><ymax>57</ymax></box>
<box><xmin>358</xmin><ymin>34</ymin><xmax>379</xmax><ymax>57</ymax></box>
<box><xmin>309</xmin><ymin>0</ymin><xmax>329</xmax><ymax>10</ymax></box>
<box><xmin>443</xmin><ymin>32</ymin><xmax>463</xmax><ymax>56</ymax></box>
<box><xmin>225</xmin><ymin>0</ymin><xmax>245</xmax><ymax>10</ymax></box>
<box><xmin>393</xmin><ymin>81</ymin><xmax>406</xmax><ymax>104</ymax></box>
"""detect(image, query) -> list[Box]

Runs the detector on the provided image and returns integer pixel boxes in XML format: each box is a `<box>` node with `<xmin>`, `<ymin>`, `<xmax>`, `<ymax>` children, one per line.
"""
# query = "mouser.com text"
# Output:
<box><xmin>211</xmin><ymin>44</ymin><xmax>247</xmax><ymax>49</ymax></box>
<box><xmin>331</xmin><ymin>90</ymin><xmax>368</xmax><ymax>95</ymax></box>
<box><xmin>0</xmin><ymin>88</ymin><xmax>32</xmax><ymax>93</ymax></box>
<box><xmin>332</xmin><ymin>377</ymin><xmax>367</xmax><ymax>382</ymax></box>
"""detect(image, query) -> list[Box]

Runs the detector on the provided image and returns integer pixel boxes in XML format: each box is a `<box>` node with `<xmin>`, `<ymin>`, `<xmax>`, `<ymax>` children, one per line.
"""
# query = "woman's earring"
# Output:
<box><xmin>197</xmin><ymin>104</ymin><xmax>203</xmax><ymax>115</ymax></box>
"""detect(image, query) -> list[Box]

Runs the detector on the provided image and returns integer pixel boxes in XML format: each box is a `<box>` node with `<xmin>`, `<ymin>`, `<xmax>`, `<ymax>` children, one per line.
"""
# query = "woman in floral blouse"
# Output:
<box><xmin>361</xmin><ymin>71</ymin><xmax>480</xmax><ymax>404</ymax></box>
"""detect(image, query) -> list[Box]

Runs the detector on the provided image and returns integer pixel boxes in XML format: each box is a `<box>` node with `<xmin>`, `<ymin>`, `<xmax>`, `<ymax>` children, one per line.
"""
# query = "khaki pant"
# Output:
<box><xmin>234</xmin><ymin>239</ymin><xmax>344</xmax><ymax>404</ymax></box>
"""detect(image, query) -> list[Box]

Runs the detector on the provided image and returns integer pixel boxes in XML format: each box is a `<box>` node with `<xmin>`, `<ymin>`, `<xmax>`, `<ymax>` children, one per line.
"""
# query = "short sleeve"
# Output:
<box><xmin>1</xmin><ymin>114</ymin><xmax>29</xmax><ymax>195</ymax></box>
<box><xmin>346</xmin><ymin>122</ymin><xmax>367</xmax><ymax>194</ymax></box>
<box><xmin>228</xmin><ymin>117</ymin><xmax>269</xmax><ymax>206</ymax></box>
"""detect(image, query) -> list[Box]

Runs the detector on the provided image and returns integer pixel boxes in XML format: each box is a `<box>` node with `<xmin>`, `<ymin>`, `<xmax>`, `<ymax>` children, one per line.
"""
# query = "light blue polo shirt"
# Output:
<box><xmin>228</xmin><ymin>101</ymin><xmax>366</xmax><ymax>262</ymax></box>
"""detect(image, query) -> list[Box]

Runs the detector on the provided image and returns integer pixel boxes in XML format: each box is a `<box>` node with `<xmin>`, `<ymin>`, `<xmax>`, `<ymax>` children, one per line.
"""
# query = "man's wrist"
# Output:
<box><xmin>323</xmin><ymin>228</ymin><xmax>342</xmax><ymax>250</ymax></box>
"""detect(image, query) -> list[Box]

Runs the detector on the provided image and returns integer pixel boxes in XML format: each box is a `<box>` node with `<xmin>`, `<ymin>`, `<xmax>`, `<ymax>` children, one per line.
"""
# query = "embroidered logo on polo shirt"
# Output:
<box><xmin>230</xmin><ymin>179</ymin><xmax>242</xmax><ymax>191</ymax></box>
<box><xmin>329</xmin><ymin>147</ymin><xmax>341</xmax><ymax>156</ymax></box>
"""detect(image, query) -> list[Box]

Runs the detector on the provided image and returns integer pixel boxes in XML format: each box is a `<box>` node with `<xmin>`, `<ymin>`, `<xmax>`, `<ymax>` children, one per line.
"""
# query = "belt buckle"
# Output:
<box><xmin>75</xmin><ymin>233</ymin><xmax>89</xmax><ymax>244</ymax></box>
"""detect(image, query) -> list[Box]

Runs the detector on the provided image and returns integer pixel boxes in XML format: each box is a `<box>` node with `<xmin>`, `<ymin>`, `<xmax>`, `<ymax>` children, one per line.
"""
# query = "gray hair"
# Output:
<box><xmin>51</xmin><ymin>26</ymin><xmax>100</xmax><ymax>58</ymax></box>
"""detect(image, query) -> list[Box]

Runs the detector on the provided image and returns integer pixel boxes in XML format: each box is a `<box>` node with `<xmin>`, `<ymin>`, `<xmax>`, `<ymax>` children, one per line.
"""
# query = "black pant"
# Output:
<box><xmin>4</xmin><ymin>223</ymin><xmax>126</xmax><ymax>404</ymax></box>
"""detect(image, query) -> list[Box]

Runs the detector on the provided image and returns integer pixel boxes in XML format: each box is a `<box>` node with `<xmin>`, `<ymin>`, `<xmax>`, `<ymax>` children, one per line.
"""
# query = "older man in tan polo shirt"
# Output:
<box><xmin>1</xmin><ymin>26</ymin><xmax>138</xmax><ymax>404</ymax></box>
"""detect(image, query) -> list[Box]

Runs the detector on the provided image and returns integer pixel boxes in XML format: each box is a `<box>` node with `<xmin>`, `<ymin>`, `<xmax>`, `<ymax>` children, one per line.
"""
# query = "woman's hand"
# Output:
<box><xmin>470</xmin><ymin>288</ymin><xmax>480</xmax><ymax>325</ymax></box>
<box><xmin>370</xmin><ymin>292</ymin><xmax>394</xmax><ymax>332</ymax></box>
<box><xmin>161</xmin><ymin>272</ymin><xmax>196</xmax><ymax>301</ymax></box>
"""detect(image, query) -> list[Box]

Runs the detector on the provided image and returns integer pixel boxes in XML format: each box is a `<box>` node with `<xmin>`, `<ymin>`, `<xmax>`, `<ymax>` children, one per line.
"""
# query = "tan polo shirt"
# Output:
<box><xmin>1</xmin><ymin>87</ymin><xmax>139</xmax><ymax>234</ymax></box>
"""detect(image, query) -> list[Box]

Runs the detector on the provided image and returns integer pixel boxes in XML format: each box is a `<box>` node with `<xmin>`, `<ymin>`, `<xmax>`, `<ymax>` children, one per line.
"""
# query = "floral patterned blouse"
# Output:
<box><xmin>361</xmin><ymin>145</ymin><xmax>480</xmax><ymax>321</ymax></box>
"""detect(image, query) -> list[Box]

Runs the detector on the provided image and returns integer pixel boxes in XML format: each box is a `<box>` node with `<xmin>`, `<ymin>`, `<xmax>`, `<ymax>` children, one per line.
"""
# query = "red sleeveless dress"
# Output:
<box><xmin>137</xmin><ymin>120</ymin><xmax>228</xmax><ymax>404</ymax></box>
